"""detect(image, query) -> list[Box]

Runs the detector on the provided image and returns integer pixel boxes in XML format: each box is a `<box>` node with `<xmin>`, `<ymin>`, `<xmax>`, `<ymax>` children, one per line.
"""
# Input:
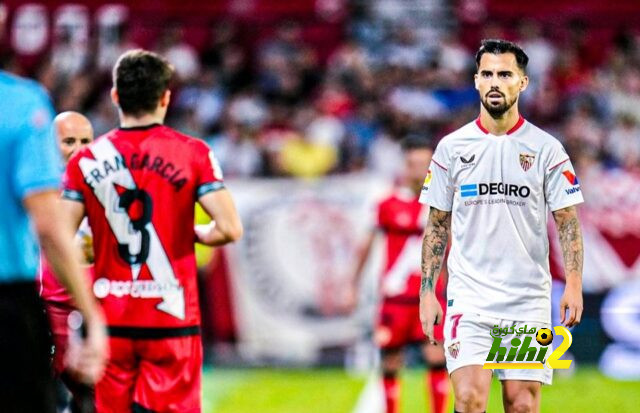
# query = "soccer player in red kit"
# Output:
<box><xmin>38</xmin><ymin>111</ymin><xmax>96</xmax><ymax>412</ymax></box>
<box><xmin>61</xmin><ymin>50</ymin><xmax>243</xmax><ymax>413</ymax></box>
<box><xmin>348</xmin><ymin>136</ymin><xmax>450</xmax><ymax>413</ymax></box>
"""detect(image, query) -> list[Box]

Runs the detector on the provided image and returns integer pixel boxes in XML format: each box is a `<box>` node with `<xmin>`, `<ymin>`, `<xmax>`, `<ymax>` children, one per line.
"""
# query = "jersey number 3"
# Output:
<box><xmin>117</xmin><ymin>188</ymin><xmax>152</xmax><ymax>265</ymax></box>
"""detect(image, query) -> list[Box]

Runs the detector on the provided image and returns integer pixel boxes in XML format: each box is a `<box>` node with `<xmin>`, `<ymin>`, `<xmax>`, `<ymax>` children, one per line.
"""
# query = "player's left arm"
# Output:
<box><xmin>196</xmin><ymin>189</ymin><xmax>243</xmax><ymax>246</ymax></box>
<box><xmin>552</xmin><ymin>205</ymin><xmax>584</xmax><ymax>327</ymax></box>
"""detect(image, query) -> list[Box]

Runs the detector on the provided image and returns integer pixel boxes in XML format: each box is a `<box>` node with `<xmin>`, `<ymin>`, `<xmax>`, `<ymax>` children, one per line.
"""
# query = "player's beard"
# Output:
<box><xmin>480</xmin><ymin>91</ymin><xmax>518</xmax><ymax>119</ymax></box>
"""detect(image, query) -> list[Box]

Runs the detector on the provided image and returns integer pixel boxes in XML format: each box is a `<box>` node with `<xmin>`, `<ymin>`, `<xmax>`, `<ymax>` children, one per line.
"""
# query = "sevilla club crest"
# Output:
<box><xmin>448</xmin><ymin>342</ymin><xmax>460</xmax><ymax>359</ymax></box>
<box><xmin>519</xmin><ymin>153</ymin><xmax>536</xmax><ymax>171</ymax></box>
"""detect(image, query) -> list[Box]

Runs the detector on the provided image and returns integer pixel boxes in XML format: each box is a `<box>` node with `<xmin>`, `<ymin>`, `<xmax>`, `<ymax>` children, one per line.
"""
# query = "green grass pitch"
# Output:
<box><xmin>202</xmin><ymin>366</ymin><xmax>640</xmax><ymax>412</ymax></box>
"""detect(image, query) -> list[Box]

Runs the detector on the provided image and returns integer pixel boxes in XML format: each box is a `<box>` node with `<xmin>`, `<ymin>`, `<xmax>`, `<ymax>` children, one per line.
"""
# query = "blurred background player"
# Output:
<box><xmin>61</xmin><ymin>49</ymin><xmax>243</xmax><ymax>412</ymax></box>
<box><xmin>349</xmin><ymin>136</ymin><xmax>449</xmax><ymax>413</ymax></box>
<box><xmin>419</xmin><ymin>39</ymin><xmax>584</xmax><ymax>413</ymax></box>
<box><xmin>39</xmin><ymin>111</ymin><xmax>95</xmax><ymax>412</ymax></box>
<box><xmin>0</xmin><ymin>71</ymin><xmax>106</xmax><ymax>412</ymax></box>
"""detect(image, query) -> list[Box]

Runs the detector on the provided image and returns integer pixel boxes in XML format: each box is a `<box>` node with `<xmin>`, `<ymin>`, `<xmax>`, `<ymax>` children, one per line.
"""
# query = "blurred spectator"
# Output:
<box><xmin>209</xmin><ymin>122</ymin><xmax>264</xmax><ymax>178</ymax></box>
<box><xmin>343</xmin><ymin>102</ymin><xmax>381</xmax><ymax>170</ymax></box>
<box><xmin>385</xmin><ymin>25</ymin><xmax>429</xmax><ymax>70</ymax></box>
<box><xmin>279</xmin><ymin>131</ymin><xmax>338</xmax><ymax>179</ymax></box>
<box><xmin>0</xmin><ymin>4</ymin><xmax>6</xmax><ymax>47</ymax></box>
<box><xmin>3</xmin><ymin>0</ymin><xmax>634</xmax><ymax>179</ymax></box>
<box><xmin>438</xmin><ymin>32</ymin><xmax>472</xmax><ymax>75</ymax></box>
<box><xmin>606</xmin><ymin>113</ymin><xmax>640</xmax><ymax>170</ymax></box>
<box><xmin>87</xmin><ymin>91</ymin><xmax>118</xmax><ymax>137</ymax></box>
<box><xmin>258</xmin><ymin>21</ymin><xmax>319</xmax><ymax>103</ymax></box>
<box><xmin>517</xmin><ymin>20</ymin><xmax>556</xmax><ymax>92</ymax></box>
<box><xmin>156</xmin><ymin>22</ymin><xmax>200</xmax><ymax>82</ymax></box>
<box><xmin>326</xmin><ymin>38</ymin><xmax>371</xmax><ymax>89</ymax></box>
<box><xmin>96</xmin><ymin>24</ymin><xmax>138</xmax><ymax>74</ymax></box>
<box><xmin>306</xmin><ymin>108</ymin><xmax>346</xmax><ymax>151</ymax></box>
<box><xmin>563</xmin><ymin>104</ymin><xmax>605</xmax><ymax>150</ymax></box>
<box><xmin>201</xmin><ymin>20</ymin><xmax>240</xmax><ymax>69</ymax></box>
<box><xmin>175</xmin><ymin>68</ymin><xmax>226</xmax><ymax>134</ymax></box>
<box><xmin>610</xmin><ymin>67</ymin><xmax>640</xmax><ymax>123</ymax></box>
<box><xmin>50</xmin><ymin>26</ymin><xmax>88</xmax><ymax>78</ymax></box>
<box><xmin>227</xmin><ymin>90</ymin><xmax>269</xmax><ymax>130</ymax></box>
<box><xmin>367</xmin><ymin>131</ymin><xmax>404</xmax><ymax>178</ymax></box>
<box><xmin>56</xmin><ymin>72</ymin><xmax>93</xmax><ymax>111</ymax></box>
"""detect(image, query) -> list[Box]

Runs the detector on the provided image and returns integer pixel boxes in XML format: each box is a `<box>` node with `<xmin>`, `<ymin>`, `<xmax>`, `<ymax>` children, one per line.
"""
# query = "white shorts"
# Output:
<box><xmin>443</xmin><ymin>311</ymin><xmax>553</xmax><ymax>385</ymax></box>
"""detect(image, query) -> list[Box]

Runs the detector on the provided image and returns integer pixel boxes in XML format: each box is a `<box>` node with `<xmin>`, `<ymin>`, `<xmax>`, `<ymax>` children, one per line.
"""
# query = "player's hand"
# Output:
<box><xmin>65</xmin><ymin>311</ymin><xmax>109</xmax><ymax>385</ymax></box>
<box><xmin>195</xmin><ymin>221</ymin><xmax>216</xmax><ymax>244</ymax></box>
<box><xmin>420</xmin><ymin>292</ymin><xmax>443</xmax><ymax>345</ymax></box>
<box><xmin>560</xmin><ymin>279</ymin><xmax>583</xmax><ymax>328</ymax></box>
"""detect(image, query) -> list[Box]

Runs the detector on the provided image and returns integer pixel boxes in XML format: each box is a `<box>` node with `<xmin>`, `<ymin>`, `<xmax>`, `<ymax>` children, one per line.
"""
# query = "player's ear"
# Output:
<box><xmin>520</xmin><ymin>75</ymin><xmax>529</xmax><ymax>92</ymax></box>
<box><xmin>474</xmin><ymin>73</ymin><xmax>479</xmax><ymax>90</ymax></box>
<box><xmin>110</xmin><ymin>88</ymin><xmax>119</xmax><ymax>105</ymax></box>
<box><xmin>160</xmin><ymin>89</ymin><xmax>171</xmax><ymax>108</ymax></box>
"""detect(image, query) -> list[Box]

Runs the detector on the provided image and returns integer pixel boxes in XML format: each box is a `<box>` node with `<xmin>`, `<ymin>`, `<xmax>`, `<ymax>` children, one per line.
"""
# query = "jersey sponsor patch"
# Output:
<box><xmin>562</xmin><ymin>170</ymin><xmax>581</xmax><ymax>195</ymax></box>
<box><xmin>562</xmin><ymin>170</ymin><xmax>579</xmax><ymax>185</ymax></box>
<box><xmin>460</xmin><ymin>154</ymin><xmax>477</xmax><ymax>169</ymax></box>
<box><xmin>459</xmin><ymin>182</ymin><xmax>531</xmax><ymax>198</ymax></box>
<box><xmin>422</xmin><ymin>169</ymin><xmax>432</xmax><ymax>191</ymax></box>
<box><xmin>461</xmin><ymin>154</ymin><xmax>475</xmax><ymax>164</ymax></box>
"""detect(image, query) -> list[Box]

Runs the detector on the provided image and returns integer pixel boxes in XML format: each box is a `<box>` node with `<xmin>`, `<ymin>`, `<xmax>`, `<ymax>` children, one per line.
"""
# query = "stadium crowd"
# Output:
<box><xmin>2</xmin><ymin>2</ymin><xmax>639</xmax><ymax>180</ymax></box>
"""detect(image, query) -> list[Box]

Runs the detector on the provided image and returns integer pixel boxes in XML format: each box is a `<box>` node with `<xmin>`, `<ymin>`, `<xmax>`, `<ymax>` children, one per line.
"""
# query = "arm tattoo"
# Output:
<box><xmin>553</xmin><ymin>206</ymin><xmax>584</xmax><ymax>280</ymax></box>
<box><xmin>421</xmin><ymin>208</ymin><xmax>451</xmax><ymax>296</ymax></box>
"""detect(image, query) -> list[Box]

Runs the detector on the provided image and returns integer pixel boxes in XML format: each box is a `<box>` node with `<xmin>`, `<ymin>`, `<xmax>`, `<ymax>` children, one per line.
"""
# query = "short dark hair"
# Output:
<box><xmin>401</xmin><ymin>135</ymin><xmax>433</xmax><ymax>152</ymax></box>
<box><xmin>113</xmin><ymin>49</ymin><xmax>174</xmax><ymax>116</ymax></box>
<box><xmin>475</xmin><ymin>39</ymin><xmax>529</xmax><ymax>73</ymax></box>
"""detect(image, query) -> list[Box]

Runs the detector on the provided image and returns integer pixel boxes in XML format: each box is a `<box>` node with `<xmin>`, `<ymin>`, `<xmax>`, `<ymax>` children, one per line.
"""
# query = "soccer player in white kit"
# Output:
<box><xmin>419</xmin><ymin>39</ymin><xmax>585</xmax><ymax>413</ymax></box>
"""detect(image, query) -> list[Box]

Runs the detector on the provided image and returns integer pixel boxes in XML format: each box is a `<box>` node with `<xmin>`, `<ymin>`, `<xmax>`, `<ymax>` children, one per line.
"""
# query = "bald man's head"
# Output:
<box><xmin>54</xmin><ymin>111</ymin><xmax>94</xmax><ymax>163</ymax></box>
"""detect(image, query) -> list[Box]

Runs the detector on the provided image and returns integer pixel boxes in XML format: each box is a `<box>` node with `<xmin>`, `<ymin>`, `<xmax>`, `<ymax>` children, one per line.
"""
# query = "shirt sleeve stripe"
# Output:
<box><xmin>548</xmin><ymin>158</ymin><xmax>570</xmax><ymax>171</ymax></box>
<box><xmin>61</xmin><ymin>189</ymin><xmax>84</xmax><ymax>202</ymax></box>
<box><xmin>18</xmin><ymin>179</ymin><xmax>61</xmax><ymax>199</ymax></box>
<box><xmin>197</xmin><ymin>181</ymin><xmax>225</xmax><ymax>197</ymax></box>
<box><xmin>432</xmin><ymin>159</ymin><xmax>448</xmax><ymax>171</ymax></box>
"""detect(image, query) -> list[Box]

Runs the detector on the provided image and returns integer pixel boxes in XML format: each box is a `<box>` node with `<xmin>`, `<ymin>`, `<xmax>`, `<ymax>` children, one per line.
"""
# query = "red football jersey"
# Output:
<box><xmin>63</xmin><ymin>124</ymin><xmax>224</xmax><ymax>331</ymax></box>
<box><xmin>377</xmin><ymin>188</ymin><xmax>446</xmax><ymax>299</ymax></box>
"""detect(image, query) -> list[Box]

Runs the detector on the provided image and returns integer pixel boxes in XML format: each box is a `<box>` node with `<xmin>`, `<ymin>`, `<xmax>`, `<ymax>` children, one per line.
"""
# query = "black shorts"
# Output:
<box><xmin>0</xmin><ymin>281</ymin><xmax>56</xmax><ymax>413</ymax></box>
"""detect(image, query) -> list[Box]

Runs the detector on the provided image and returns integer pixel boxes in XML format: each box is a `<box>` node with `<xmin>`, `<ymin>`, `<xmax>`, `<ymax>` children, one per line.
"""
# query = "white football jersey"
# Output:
<box><xmin>420</xmin><ymin>116</ymin><xmax>583</xmax><ymax>323</ymax></box>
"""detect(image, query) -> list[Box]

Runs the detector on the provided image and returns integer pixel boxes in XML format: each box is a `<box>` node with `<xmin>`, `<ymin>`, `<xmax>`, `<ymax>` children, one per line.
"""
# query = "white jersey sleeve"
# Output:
<box><xmin>419</xmin><ymin>142</ymin><xmax>453</xmax><ymax>211</ymax></box>
<box><xmin>544</xmin><ymin>141</ymin><xmax>584</xmax><ymax>211</ymax></box>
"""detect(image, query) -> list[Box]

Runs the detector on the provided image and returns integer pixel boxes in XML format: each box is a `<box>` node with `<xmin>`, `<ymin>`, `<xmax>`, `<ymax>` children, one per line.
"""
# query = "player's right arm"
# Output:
<box><xmin>345</xmin><ymin>229</ymin><xmax>377</xmax><ymax>312</ymax></box>
<box><xmin>195</xmin><ymin>189</ymin><xmax>243</xmax><ymax>246</ymax></box>
<box><xmin>417</xmin><ymin>138</ymin><xmax>454</xmax><ymax>344</ymax></box>
<box><xmin>420</xmin><ymin>207</ymin><xmax>451</xmax><ymax>344</ymax></box>
<box><xmin>25</xmin><ymin>192</ymin><xmax>107</xmax><ymax>384</ymax></box>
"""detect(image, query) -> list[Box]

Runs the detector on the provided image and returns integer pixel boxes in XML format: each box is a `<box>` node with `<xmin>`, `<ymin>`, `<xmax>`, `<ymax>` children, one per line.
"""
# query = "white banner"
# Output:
<box><xmin>550</xmin><ymin>167</ymin><xmax>640</xmax><ymax>292</ymax></box>
<box><xmin>225</xmin><ymin>174</ymin><xmax>390</xmax><ymax>364</ymax></box>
